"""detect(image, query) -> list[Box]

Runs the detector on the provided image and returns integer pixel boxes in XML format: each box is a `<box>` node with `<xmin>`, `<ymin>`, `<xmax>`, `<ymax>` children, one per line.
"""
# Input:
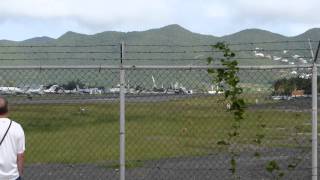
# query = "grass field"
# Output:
<box><xmin>8</xmin><ymin>95</ymin><xmax>313</xmax><ymax>167</ymax></box>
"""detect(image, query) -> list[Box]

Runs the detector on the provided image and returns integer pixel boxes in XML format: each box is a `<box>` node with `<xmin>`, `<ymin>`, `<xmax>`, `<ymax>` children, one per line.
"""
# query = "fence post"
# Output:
<box><xmin>311</xmin><ymin>40</ymin><xmax>320</xmax><ymax>180</ymax></box>
<box><xmin>119</xmin><ymin>42</ymin><xmax>126</xmax><ymax>180</ymax></box>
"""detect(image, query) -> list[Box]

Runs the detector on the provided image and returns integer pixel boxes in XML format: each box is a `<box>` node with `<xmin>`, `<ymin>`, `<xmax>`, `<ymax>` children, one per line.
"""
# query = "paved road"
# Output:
<box><xmin>9</xmin><ymin>94</ymin><xmax>200</xmax><ymax>104</ymax></box>
<box><xmin>24</xmin><ymin>148</ymin><xmax>316</xmax><ymax>180</ymax></box>
<box><xmin>250</xmin><ymin>97</ymin><xmax>318</xmax><ymax>112</ymax></box>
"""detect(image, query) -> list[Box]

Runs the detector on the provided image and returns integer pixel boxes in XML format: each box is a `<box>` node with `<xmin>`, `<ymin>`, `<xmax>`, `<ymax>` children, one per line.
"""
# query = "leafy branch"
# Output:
<box><xmin>207</xmin><ymin>42</ymin><xmax>246</xmax><ymax>177</ymax></box>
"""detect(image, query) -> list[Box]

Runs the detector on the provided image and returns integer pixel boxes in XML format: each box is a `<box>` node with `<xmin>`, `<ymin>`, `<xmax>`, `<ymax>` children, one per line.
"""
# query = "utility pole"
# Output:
<box><xmin>119</xmin><ymin>42</ymin><xmax>126</xmax><ymax>180</ymax></box>
<box><xmin>309</xmin><ymin>39</ymin><xmax>320</xmax><ymax>180</ymax></box>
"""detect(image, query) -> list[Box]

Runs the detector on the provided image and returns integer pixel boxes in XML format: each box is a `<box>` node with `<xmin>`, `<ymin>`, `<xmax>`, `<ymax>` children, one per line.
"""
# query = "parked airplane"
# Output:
<box><xmin>43</xmin><ymin>85</ymin><xmax>64</xmax><ymax>94</ymax></box>
<box><xmin>76</xmin><ymin>85</ymin><xmax>90</xmax><ymax>94</ymax></box>
<box><xmin>0</xmin><ymin>87</ymin><xmax>24</xmax><ymax>95</ymax></box>
<box><xmin>109</xmin><ymin>84</ymin><xmax>120</xmax><ymax>93</ymax></box>
<box><xmin>76</xmin><ymin>85</ymin><xmax>102</xmax><ymax>94</ymax></box>
<box><xmin>109</xmin><ymin>83</ymin><xmax>137</xmax><ymax>94</ymax></box>
<box><xmin>151</xmin><ymin>75</ymin><xmax>166</xmax><ymax>93</ymax></box>
<box><xmin>208</xmin><ymin>85</ymin><xmax>224</xmax><ymax>95</ymax></box>
<box><xmin>171</xmin><ymin>82</ymin><xmax>193</xmax><ymax>94</ymax></box>
<box><xmin>25</xmin><ymin>85</ymin><xmax>45</xmax><ymax>95</ymax></box>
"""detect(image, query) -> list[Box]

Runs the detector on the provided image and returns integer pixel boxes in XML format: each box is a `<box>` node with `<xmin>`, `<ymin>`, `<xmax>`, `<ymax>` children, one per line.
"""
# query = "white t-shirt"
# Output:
<box><xmin>0</xmin><ymin>118</ymin><xmax>25</xmax><ymax>180</ymax></box>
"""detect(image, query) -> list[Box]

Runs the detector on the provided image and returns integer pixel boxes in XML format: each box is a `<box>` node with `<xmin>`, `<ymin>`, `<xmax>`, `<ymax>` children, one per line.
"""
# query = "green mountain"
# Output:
<box><xmin>0</xmin><ymin>24</ymin><xmax>319</xmax><ymax>88</ymax></box>
<box><xmin>52</xmin><ymin>24</ymin><xmax>218</xmax><ymax>45</ymax></box>
<box><xmin>221</xmin><ymin>28</ymin><xmax>287</xmax><ymax>43</ymax></box>
<box><xmin>124</xmin><ymin>24</ymin><xmax>217</xmax><ymax>44</ymax></box>
<box><xmin>21</xmin><ymin>36</ymin><xmax>55</xmax><ymax>44</ymax></box>
<box><xmin>0</xmin><ymin>24</ymin><xmax>319</xmax><ymax>67</ymax></box>
<box><xmin>293</xmin><ymin>28</ymin><xmax>320</xmax><ymax>41</ymax></box>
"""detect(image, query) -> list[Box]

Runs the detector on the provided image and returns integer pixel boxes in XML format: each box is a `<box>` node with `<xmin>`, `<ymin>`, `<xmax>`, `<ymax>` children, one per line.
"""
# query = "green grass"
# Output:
<box><xmin>8</xmin><ymin>95</ymin><xmax>313</xmax><ymax>166</ymax></box>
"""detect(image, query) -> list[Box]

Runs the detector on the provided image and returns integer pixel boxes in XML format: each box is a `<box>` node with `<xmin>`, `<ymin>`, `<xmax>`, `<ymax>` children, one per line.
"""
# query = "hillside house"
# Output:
<box><xmin>291</xmin><ymin>90</ymin><xmax>304</xmax><ymax>97</ymax></box>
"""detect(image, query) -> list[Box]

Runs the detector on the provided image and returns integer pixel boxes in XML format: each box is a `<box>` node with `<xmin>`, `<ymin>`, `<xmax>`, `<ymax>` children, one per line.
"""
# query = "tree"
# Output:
<box><xmin>62</xmin><ymin>79</ymin><xmax>85</xmax><ymax>90</ymax></box>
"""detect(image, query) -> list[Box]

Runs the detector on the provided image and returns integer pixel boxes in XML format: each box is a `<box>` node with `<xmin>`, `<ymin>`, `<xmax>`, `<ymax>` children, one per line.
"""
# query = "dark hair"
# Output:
<box><xmin>0</xmin><ymin>97</ymin><xmax>8</xmax><ymax>115</ymax></box>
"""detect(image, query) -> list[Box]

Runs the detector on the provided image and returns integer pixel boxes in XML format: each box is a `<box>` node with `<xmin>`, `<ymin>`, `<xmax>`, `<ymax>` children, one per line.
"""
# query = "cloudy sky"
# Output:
<box><xmin>0</xmin><ymin>0</ymin><xmax>319</xmax><ymax>41</ymax></box>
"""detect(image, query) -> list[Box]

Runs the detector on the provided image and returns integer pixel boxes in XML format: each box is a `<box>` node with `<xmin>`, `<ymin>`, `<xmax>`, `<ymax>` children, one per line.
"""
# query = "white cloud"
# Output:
<box><xmin>228</xmin><ymin>0</ymin><xmax>320</xmax><ymax>24</ymax></box>
<box><xmin>0</xmin><ymin>0</ymin><xmax>319</xmax><ymax>40</ymax></box>
<box><xmin>0</xmin><ymin>0</ymin><xmax>175</xmax><ymax>26</ymax></box>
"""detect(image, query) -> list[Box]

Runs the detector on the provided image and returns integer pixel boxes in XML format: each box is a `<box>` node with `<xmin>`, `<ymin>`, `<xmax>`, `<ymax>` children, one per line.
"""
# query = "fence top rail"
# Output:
<box><xmin>0</xmin><ymin>64</ymin><xmax>315</xmax><ymax>70</ymax></box>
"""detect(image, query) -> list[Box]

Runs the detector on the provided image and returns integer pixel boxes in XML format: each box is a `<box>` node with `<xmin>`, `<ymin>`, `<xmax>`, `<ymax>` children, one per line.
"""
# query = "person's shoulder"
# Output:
<box><xmin>9</xmin><ymin>119</ymin><xmax>24</xmax><ymax>131</ymax></box>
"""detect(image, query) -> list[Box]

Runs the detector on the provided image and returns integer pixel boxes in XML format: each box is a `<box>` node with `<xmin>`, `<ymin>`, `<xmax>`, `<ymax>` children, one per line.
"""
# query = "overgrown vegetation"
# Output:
<box><xmin>206</xmin><ymin>42</ymin><xmax>309</xmax><ymax>179</ymax></box>
<box><xmin>273</xmin><ymin>76</ymin><xmax>320</xmax><ymax>95</ymax></box>
<box><xmin>61</xmin><ymin>79</ymin><xmax>85</xmax><ymax>90</ymax></box>
<box><xmin>207</xmin><ymin>42</ymin><xmax>246</xmax><ymax>177</ymax></box>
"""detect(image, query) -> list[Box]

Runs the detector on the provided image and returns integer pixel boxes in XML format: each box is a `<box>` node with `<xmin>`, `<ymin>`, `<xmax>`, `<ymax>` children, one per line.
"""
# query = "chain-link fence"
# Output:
<box><xmin>0</xmin><ymin>41</ymin><xmax>319</xmax><ymax>180</ymax></box>
<box><xmin>0</xmin><ymin>66</ymin><xmax>315</xmax><ymax>180</ymax></box>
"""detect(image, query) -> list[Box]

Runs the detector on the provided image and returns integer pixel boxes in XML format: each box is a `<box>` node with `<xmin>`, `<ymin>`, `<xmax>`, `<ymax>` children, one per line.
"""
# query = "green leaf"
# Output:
<box><xmin>266</xmin><ymin>160</ymin><xmax>280</xmax><ymax>173</ymax></box>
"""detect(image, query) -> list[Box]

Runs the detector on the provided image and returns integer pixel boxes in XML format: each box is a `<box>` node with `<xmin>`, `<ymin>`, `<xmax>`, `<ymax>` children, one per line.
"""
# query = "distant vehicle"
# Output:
<box><xmin>272</xmin><ymin>96</ymin><xmax>282</xmax><ymax>100</ymax></box>
<box><xmin>271</xmin><ymin>96</ymin><xmax>291</xmax><ymax>100</ymax></box>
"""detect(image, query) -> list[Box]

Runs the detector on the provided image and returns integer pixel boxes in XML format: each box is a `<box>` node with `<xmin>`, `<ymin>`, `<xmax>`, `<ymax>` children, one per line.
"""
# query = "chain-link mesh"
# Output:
<box><xmin>0</xmin><ymin>41</ymin><xmax>318</xmax><ymax>180</ymax></box>
<box><xmin>1</xmin><ymin>69</ymin><xmax>120</xmax><ymax>180</ymax></box>
<box><xmin>0</xmin><ymin>66</ymin><xmax>316</xmax><ymax>179</ymax></box>
<box><xmin>123</xmin><ymin>67</ymin><xmax>314</xmax><ymax>180</ymax></box>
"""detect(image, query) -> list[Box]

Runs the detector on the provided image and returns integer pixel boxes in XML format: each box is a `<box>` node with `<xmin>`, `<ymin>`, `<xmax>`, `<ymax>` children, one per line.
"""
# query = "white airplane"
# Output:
<box><xmin>0</xmin><ymin>87</ymin><xmax>24</xmax><ymax>95</ymax></box>
<box><xmin>254</xmin><ymin>52</ymin><xmax>265</xmax><ymax>58</ymax></box>
<box><xmin>273</xmin><ymin>56</ymin><xmax>281</xmax><ymax>61</ymax></box>
<box><xmin>178</xmin><ymin>86</ymin><xmax>193</xmax><ymax>94</ymax></box>
<box><xmin>25</xmin><ymin>85</ymin><xmax>45</xmax><ymax>95</ymax></box>
<box><xmin>63</xmin><ymin>88</ymin><xmax>77</xmax><ymax>94</ymax></box>
<box><xmin>109</xmin><ymin>84</ymin><xmax>120</xmax><ymax>93</ymax></box>
<box><xmin>208</xmin><ymin>85</ymin><xmax>224</xmax><ymax>95</ymax></box>
<box><xmin>292</xmin><ymin>55</ymin><xmax>300</xmax><ymax>59</ymax></box>
<box><xmin>76</xmin><ymin>85</ymin><xmax>102</xmax><ymax>95</ymax></box>
<box><xmin>265</xmin><ymin>55</ymin><xmax>272</xmax><ymax>59</ymax></box>
<box><xmin>151</xmin><ymin>75</ymin><xmax>166</xmax><ymax>93</ymax></box>
<box><xmin>43</xmin><ymin>85</ymin><xmax>64</xmax><ymax>94</ymax></box>
<box><xmin>109</xmin><ymin>84</ymin><xmax>137</xmax><ymax>94</ymax></box>
<box><xmin>168</xmin><ymin>82</ymin><xmax>193</xmax><ymax>95</ymax></box>
<box><xmin>76</xmin><ymin>85</ymin><xmax>90</xmax><ymax>94</ymax></box>
<box><xmin>299</xmin><ymin>58</ymin><xmax>308</xmax><ymax>64</ymax></box>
